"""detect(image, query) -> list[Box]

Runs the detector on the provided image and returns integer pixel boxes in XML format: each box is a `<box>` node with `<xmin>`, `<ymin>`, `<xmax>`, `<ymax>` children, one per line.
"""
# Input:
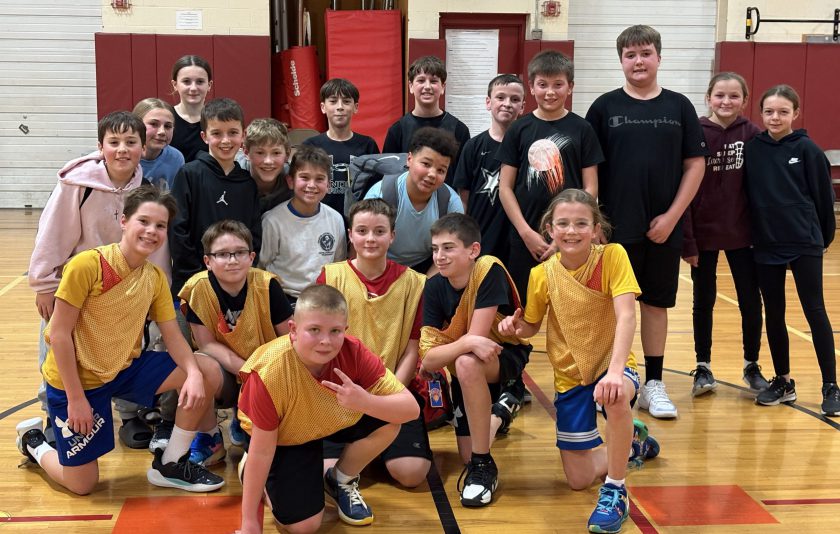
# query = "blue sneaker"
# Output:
<box><xmin>629</xmin><ymin>418</ymin><xmax>660</xmax><ymax>465</ymax></box>
<box><xmin>188</xmin><ymin>429</ymin><xmax>226</xmax><ymax>467</ymax></box>
<box><xmin>588</xmin><ymin>483</ymin><xmax>629</xmax><ymax>533</ymax></box>
<box><xmin>229</xmin><ymin>416</ymin><xmax>248</xmax><ymax>447</ymax></box>
<box><xmin>324</xmin><ymin>467</ymin><xmax>374</xmax><ymax>525</ymax></box>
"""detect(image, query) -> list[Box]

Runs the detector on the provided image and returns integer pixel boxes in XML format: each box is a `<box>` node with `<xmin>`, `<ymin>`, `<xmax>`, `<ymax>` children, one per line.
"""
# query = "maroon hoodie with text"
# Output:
<box><xmin>682</xmin><ymin>115</ymin><xmax>761</xmax><ymax>258</ymax></box>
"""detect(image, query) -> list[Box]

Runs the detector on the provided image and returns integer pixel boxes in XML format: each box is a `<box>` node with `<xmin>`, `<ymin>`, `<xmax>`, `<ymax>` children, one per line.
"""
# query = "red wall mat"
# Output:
<box><xmin>280</xmin><ymin>45</ymin><xmax>325</xmax><ymax>131</ymax></box>
<box><xmin>130</xmin><ymin>34</ymin><xmax>158</xmax><ymax>105</ymax></box>
<box><xmin>213</xmin><ymin>35</ymin><xmax>271</xmax><ymax>122</ymax></box>
<box><xmin>326</xmin><ymin>9</ymin><xmax>403</xmax><ymax>149</ymax></box>
<box><xmin>752</xmin><ymin>43</ymin><xmax>807</xmax><ymax>130</ymax></box>
<box><xmin>407</xmin><ymin>38</ymin><xmax>447</xmax><ymax>114</ymax></box>
<box><xmin>96</xmin><ymin>34</ymin><xmax>270</xmax><ymax>123</ymax></box>
<box><xmin>95</xmin><ymin>33</ymin><xmax>133</xmax><ymax>117</ymax></box>
<box><xmin>271</xmin><ymin>52</ymin><xmax>291</xmax><ymax>124</ymax></box>
<box><xmin>804</xmin><ymin>44</ymin><xmax>840</xmax><ymax>150</ymax></box>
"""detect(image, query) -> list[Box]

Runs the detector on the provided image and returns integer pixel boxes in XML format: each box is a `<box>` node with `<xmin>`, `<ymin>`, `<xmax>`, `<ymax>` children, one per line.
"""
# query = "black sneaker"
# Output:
<box><xmin>16</xmin><ymin>417</ymin><xmax>46</xmax><ymax>463</ymax></box>
<box><xmin>743</xmin><ymin>362</ymin><xmax>770</xmax><ymax>391</ymax></box>
<box><xmin>690</xmin><ymin>365</ymin><xmax>718</xmax><ymax>397</ymax></box>
<box><xmin>457</xmin><ymin>457</ymin><xmax>498</xmax><ymax>507</ymax></box>
<box><xmin>44</xmin><ymin>417</ymin><xmax>57</xmax><ymax>448</ymax></box>
<box><xmin>821</xmin><ymin>383</ymin><xmax>840</xmax><ymax>416</ymax></box>
<box><xmin>756</xmin><ymin>376</ymin><xmax>796</xmax><ymax>406</ymax></box>
<box><xmin>491</xmin><ymin>392</ymin><xmax>522</xmax><ymax>435</ymax></box>
<box><xmin>149</xmin><ymin>420</ymin><xmax>174</xmax><ymax>453</ymax></box>
<box><xmin>147</xmin><ymin>448</ymin><xmax>225</xmax><ymax>492</ymax></box>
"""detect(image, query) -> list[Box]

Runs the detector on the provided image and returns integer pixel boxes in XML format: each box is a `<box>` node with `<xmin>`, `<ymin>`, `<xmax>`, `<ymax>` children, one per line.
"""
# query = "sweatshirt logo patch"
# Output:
<box><xmin>216</xmin><ymin>191</ymin><xmax>228</xmax><ymax>205</ymax></box>
<box><xmin>788</xmin><ymin>157</ymin><xmax>801</xmax><ymax>165</ymax></box>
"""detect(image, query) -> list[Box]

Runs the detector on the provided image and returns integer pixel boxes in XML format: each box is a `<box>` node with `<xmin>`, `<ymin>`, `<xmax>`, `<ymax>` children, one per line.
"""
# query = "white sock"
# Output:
<box><xmin>744</xmin><ymin>359</ymin><xmax>753</xmax><ymax>369</ymax></box>
<box><xmin>162</xmin><ymin>425</ymin><xmax>195</xmax><ymax>464</ymax></box>
<box><xmin>199</xmin><ymin>424</ymin><xmax>220</xmax><ymax>436</ymax></box>
<box><xmin>29</xmin><ymin>441</ymin><xmax>54</xmax><ymax>465</ymax></box>
<box><xmin>335</xmin><ymin>466</ymin><xmax>356</xmax><ymax>484</ymax></box>
<box><xmin>697</xmin><ymin>362</ymin><xmax>710</xmax><ymax>370</ymax></box>
<box><xmin>605</xmin><ymin>476</ymin><xmax>625</xmax><ymax>488</ymax></box>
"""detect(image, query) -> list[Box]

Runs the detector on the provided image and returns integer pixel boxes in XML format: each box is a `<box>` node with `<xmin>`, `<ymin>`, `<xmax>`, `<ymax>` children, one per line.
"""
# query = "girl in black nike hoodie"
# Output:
<box><xmin>744</xmin><ymin>84</ymin><xmax>838</xmax><ymax>415</ymax></box>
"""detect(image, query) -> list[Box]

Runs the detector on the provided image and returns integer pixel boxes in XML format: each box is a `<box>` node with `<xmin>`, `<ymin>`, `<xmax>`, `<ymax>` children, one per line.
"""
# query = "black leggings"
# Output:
<box><xmin>756</xmin><ymin>255</ymin><xmax>836</xmax><ymax>383</ymax></box>
<box><xmin>691</xmin><ymin>247</ymin><xmax>763</xmax><ymax>363</ymax></box>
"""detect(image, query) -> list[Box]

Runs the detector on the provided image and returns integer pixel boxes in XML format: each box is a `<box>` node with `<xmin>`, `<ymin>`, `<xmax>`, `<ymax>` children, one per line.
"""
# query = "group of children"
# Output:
<box><xmin>15</xmin><ymin>21</ymin><xmax>837</xmax><ymax>534</ymax></box>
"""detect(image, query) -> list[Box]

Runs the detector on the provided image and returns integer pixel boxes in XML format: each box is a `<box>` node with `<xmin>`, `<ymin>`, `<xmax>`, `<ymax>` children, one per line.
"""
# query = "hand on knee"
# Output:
<box><xmin>454</xmin><ymin>354</ymin><xmax>482</xmax><ymax>382</ymax></box>
<box><xmin>194</xmin><ymin>353</ymin><xmax>222</xmax><ymax>393</ymax></box>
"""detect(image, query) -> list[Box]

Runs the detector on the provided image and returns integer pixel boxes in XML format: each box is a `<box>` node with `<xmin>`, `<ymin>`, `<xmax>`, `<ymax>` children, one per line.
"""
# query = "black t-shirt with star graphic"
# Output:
<box><xmin>453</xmin><ymin>130</ymin><xmax>510</xmax><ymax>260</ymax></box>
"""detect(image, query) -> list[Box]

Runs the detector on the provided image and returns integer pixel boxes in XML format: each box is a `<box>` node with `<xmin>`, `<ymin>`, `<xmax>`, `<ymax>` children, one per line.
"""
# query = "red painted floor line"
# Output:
<box><xmin>629</xmin><ymin>498</ymin><xmax>659</xmax><ymax>533</ymax></box>
<box><xmin>0</xmin><ymin>514</ymin><xmax>112</xmax><ymax>522</ymax></box>
<box><xmin>522</xmin><ymin>371</ymin><xmax>556</xmax><ymax>419</ymax></box>
<box><xmin>763</xmin><ymin>498</ymin><xmax>840</xmax><ymax>505</ymax></box>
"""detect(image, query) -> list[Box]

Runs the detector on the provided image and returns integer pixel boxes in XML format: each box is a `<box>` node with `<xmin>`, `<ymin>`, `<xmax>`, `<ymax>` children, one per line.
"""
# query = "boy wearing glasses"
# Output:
<box><xmin>179</xmin><ymin>220</ymin><xmax>293</xmax><ymax>465</ymax></box>
<box><xmin>260</xmin><ymin>145</ymin><xmax>347</xmax><ymax>303</ymax></box>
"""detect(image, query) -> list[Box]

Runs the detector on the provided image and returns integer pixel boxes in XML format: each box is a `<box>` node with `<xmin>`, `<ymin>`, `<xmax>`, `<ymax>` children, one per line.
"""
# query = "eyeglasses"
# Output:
<box><xmin>207</xmin><ymin>249</ymin><xmax>251</xmax><ymax>261</ymax></box>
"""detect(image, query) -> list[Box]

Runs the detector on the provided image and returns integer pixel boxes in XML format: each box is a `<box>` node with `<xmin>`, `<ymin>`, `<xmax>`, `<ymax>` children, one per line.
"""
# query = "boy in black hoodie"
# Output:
<box><xmin>169</xmin><ymin>98</ymin><xmax>262</xmax><ymax>299</ymax></box>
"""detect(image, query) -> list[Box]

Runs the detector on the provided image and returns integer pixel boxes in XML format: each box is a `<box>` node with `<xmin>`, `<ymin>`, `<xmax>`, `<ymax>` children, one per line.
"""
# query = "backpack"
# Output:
<box><xmin>79</xmin><ymin>178</ymin><xmax>153</xmax><ymax>208</ymax></box>
<box><xmin>408</xmin><ymin>361</ymin><xmax>454</xmax><ymax>430</ymax></box>
<box><xmin>345</xmin><ymin>153</ymin><xmax>408</xmax><ymax>215</ymax></box>
<box><xmin>345</xmin><ymin>154</ymin><xmax>452</xmax><ymax>217</ymax></box>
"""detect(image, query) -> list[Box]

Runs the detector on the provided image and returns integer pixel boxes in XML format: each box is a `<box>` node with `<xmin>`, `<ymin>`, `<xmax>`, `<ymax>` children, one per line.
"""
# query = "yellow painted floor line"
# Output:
<box><xmin>679</xmin><ymin>273</ymin><xmax>840</xmax><ymax>357</ymax></box>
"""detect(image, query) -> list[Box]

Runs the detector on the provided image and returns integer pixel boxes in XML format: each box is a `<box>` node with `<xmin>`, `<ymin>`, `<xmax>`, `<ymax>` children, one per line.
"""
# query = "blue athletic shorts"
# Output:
<box><xmin>45</xmin><ymin>350</ymin><xmax>177</xmax><ymax>466</ymax></box>
<box><xmin>554</xmin><ymin>367</ymin><xmax>640</xmax><ymax>451</ymax></box>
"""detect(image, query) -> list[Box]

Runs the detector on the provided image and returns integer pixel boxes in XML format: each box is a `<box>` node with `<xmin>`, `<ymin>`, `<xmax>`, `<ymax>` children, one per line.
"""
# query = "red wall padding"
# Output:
<box><xmin>326</xmin><ymin>9</ymin><xmax>403</xmax><ymax>149</ymax></box>
<box><xmin>715</xmin><ymin>41</ymin><xmax>840</xmax><ymax>150</ymax></box>
<box><xmin>280</xmin><ymin>46</ymin><xmax>325</xmax><ymax>131</ymax></box>
<box><xmin>94</xmin><ymin>34</ymin><xmax>269</xmax><ymax>124</ymax></box>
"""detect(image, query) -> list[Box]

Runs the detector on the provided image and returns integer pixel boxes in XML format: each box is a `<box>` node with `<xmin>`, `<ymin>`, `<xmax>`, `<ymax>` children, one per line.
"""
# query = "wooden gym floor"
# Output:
<box><xmin>1</xmin><ymin>208</ymin><xmax>839</xmax><ymax>533</ymax></box>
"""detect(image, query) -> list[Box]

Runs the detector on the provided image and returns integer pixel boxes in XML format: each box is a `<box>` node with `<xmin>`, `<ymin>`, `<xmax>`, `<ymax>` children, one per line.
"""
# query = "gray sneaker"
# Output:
<box><xmin>690</xmin><ymin>365</ymin><xmax>718</xmax><ymax>397</ymax></box>
<box><xmin>743</xmin><ymin>362</ymin><xmax>770</xmax><ymax>391</ymax></box>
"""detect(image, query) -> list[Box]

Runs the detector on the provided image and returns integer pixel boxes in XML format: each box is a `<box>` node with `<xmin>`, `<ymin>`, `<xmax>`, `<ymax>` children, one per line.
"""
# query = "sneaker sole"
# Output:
<box><xmin>324</xmin><ymin>491</ymin><xmax>374</xmax><ymax>526</ymax></box>
<box><xmin>460</xmin><ymin>479</ymin><xmax>499</xmax><ymax>507</ymax></box>
<box><xmin>755</xmin><ymin>393</ymin><xmax>797</xmax><ymax>406</ymax></box>
<box><xmin>821</xmin><ymin>409</ymin><xmax>840</xmax><ymax>416</ymax></box>
<box><xmin>691</xmin><ymin>382</ymin><xmax>718</xmax><ymax>397</ymax></box>
<box><xmin>639</xmin><ymin>403</ymin><xmax>678</xmax><ymax>419</ymax></box>
<box><xmin>146</xmin><ymin>468</ymin><xmax>225</xmax><ymax>492</ymax></box>
<box><xmin>588</xmin><ymin>512</ymin><xmax>629</xmax><ymax>534</ymax></box>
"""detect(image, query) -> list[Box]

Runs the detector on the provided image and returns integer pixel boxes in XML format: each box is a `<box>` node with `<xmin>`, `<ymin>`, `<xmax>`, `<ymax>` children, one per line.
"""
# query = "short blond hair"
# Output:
<box><xmin>245</xmin><ymin>118</ymin><xmax>290</xmax><ymax>152</ymax></box>
<box><xmin>295</xmin><ymin>285</ymin><xmax>348</xmax><ymax>318</ymax></box>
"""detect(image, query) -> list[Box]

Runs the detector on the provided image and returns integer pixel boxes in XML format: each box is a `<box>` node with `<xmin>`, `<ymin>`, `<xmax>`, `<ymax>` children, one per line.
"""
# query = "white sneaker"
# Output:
<box><xmin>639</xmin><ymin>380</ymin><xmax>678</xmax><ymax>418</ymax></box>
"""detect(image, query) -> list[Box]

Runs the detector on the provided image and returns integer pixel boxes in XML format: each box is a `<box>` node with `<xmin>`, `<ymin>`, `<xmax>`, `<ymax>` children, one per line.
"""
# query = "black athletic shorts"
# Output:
<box><xmin>450</xmin><ymin>343</ymin><xmax>530</xmax><ymax>437</ymax></box>
<box><xmin>262</xmin><ymin>415</ymin><xmax>387</xmax><ymax>525</ymax></box>
<box><xmin>324</xmin><ymin>410</ymin><xmax>432</xmax><ymax>462</ymax></box>
<box><xmin>623</xmin><ymin>240</ymin><xmax>681</xmax><ymax>308</ymax></box>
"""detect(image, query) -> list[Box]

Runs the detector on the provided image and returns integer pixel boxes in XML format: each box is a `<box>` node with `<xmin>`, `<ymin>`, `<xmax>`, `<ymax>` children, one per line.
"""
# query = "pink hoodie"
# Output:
<box><xmin>28</xmin><ymin>151</ymin><xmax>171</xmax><ymax>294</ymax></box>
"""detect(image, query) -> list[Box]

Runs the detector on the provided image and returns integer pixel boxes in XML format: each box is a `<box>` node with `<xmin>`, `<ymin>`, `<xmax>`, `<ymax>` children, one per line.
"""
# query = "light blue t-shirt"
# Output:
<box><xmin>140</xmin><ymin>145</ymin><xmax>185</xmax><ymax>191</ymax></box>
<box><xmin>364</xmin><ymin>172</ymin><xmax>463</xmax><ymax>268</ymax></box>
